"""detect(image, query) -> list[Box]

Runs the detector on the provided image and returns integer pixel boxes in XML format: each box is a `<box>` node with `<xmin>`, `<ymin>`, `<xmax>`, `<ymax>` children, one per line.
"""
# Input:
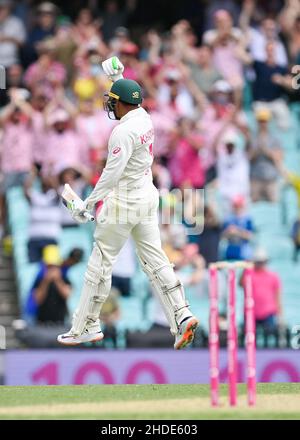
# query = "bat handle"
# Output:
<box><xmin>82</xmin><ymin>211</ymin><xmax>95</xmax><ymax>222</ymax></box>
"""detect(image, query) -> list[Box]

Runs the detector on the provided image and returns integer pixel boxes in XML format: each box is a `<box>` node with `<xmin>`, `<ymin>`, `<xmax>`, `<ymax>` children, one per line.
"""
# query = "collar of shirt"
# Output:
<box><xmin>120</xmin><ymin>107</ymin><xmax>148</xmax><ymax>123</ymax></box>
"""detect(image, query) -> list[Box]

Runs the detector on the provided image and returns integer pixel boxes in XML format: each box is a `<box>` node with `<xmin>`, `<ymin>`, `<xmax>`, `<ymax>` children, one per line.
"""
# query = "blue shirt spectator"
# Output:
<box><xmin>222</xmin><ymin>196</ymin><xmax>254</xmax><ymax>260</ymax></box>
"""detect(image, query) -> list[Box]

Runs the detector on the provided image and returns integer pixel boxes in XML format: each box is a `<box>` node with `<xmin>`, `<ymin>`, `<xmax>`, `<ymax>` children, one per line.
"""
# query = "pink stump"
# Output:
<box><xmin>244</xmin><ymin>268</ymin><xmax>256</xmax><ymax>406</ymax></box>
<box><xmin>209</xmin><ymin>266</ymin><xmax>219</xmax><ymax>406</ymax></box>
<box><xmin>228</xmin><ymin>268</ymin><xmax>237</xmax><ymax>406</ymax></box>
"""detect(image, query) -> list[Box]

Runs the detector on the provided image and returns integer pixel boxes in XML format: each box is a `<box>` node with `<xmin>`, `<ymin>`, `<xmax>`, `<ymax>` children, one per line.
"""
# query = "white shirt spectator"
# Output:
<box><xmin>217</xmin><ymin>140</ymin><xmax>250</xmax><ymax>202</ymax></box>
<box><xmin>248</xmin><ymin>28</ymin><xmax>288</xmax><ymax>67</ymax></box>
<box><xmin>157</xmin><ymin>83</ymin><xmax>195</xmax><ymax>119</ymax></box>
<box><xmin>0</xmin><ymin>15</ymin><xmax>26</xmax><ymax>67</ymax></box>
<box><xmin>28</xmin><ymin>189</ymin><xmax>61</xmax><ymax>240</ymax></box>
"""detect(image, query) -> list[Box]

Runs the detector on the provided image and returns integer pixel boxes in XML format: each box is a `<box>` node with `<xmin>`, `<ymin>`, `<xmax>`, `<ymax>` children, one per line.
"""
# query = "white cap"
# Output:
<box><xmin>222</xmin><ymin>131</ymin><xmax>238</xmax><ymax>145</ymax></box>
<box><xmin>253</xmin><ymin>247</ymin><xmax>268</xmax><ymax>263</ymax></box>
<box><xmin>213</xmin><ymin>80</ymin><xmax>232</xmax><ymax>93</ymax></box>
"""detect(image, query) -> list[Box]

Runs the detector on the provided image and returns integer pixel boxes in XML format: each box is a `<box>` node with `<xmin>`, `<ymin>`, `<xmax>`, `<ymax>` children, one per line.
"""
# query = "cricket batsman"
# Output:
<box><xmin>58</xmin><ymin>56</ymin><xmax>199</xmax><ymax>349</ymax></box>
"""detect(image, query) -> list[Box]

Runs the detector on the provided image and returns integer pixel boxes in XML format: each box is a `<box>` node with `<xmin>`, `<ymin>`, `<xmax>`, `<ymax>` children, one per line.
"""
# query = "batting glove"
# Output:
<box><xmin>69</xmin><ymin>199</ymin><xmax>93</xmax><ymax>224</ymax></box>
<box><xmin>71</xmin><ymin>211</ymin><xmax>89</xmax><ymax>224</ymax></box>
<box><xmin>102</xmin><ymin>56</ymin><xmax>124</xmax><ymax>82</ymax></box>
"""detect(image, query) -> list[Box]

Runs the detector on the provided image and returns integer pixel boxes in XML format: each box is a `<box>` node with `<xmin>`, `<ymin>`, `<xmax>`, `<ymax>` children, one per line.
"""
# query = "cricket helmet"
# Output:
<box><xmin>104</xmin><ymin>79</ymin><xmax>142</xmax><ymax>119</ymax></box>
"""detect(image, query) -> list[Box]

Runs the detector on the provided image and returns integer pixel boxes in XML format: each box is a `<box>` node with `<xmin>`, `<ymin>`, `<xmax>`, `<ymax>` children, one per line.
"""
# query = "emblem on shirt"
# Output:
<box><xmin>112</xmin><ymin>147</ymin><xmax>121</xmax><ymax>155</ymax></box>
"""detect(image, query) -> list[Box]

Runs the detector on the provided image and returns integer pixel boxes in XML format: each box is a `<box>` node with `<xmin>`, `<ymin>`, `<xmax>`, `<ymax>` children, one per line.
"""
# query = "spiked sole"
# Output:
<box><xmin>57</xmin><ymin>332</ymin><xmax>104</xmax><ymax>346</ymax></box>
<box><xmin>174</xmin><ymin>318</ymin><xmax>199</xmax><ymax>350</ymax></box>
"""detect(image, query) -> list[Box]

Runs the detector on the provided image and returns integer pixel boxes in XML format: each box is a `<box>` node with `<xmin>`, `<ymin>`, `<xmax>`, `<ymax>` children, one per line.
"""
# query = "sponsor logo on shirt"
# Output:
<box><xmin>112</xmin><ymin>147</ymin><xmax>121</xmax><ymax>155</ymax></box>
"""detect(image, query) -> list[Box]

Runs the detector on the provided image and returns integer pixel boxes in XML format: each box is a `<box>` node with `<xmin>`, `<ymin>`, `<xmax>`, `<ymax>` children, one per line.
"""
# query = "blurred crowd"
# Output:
<box><xmin>0</xmin><ymin>0</ymin><xmax>299</xmax><ymax>347</ymax></box>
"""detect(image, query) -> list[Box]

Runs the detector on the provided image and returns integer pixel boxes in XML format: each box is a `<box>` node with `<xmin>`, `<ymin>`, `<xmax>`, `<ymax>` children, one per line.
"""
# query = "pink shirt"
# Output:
<box><xmin>31</xmin><ymin>111</ymin><xmax>46</xmax><ymax>164</ymax></box>
<box><xmin>24</xmin><ymin>61</ymin><xmax>66</xmax><ymax>93</ymax></box>
<box><xmin>244</xmin><ymin>269</ymin><xmax>281</xmax><ymax>320</ymax></box>
<box><xmin>76</xmin><ymin>111</ymin><xmax>116</xmax><ymax>160</ymax></box>
<box><xmin>200</xmin><ymin>105</ymin><xmax>248</xmax><ymax>169</ymax></box>
<box><xmin>123</xmin><ymin>66</ymin><xmax>139</xmax><ymax>82</ymax></box>
<box><xmin>168</xmin><ymin>136</ymin><xmax>205</xmax><ymax>188</ymax></box>
<box><xmin>1</xmin><ymin>122</ymin><xmax>33</xmax><ymax>173</ymax></box>
<box><xmin>212</xmin><ymin>43</ymin><xmax>244</xmax><ymax>89</ymax></box>
<box><xmin>43</xmin><ymin>128</ymin><xmax>88</xmax><ymax>174</ymax></box>
<box><xmin>150</xmin><ymin>111</ymin><xmax>175</xmax><ymax>157</ymax></box>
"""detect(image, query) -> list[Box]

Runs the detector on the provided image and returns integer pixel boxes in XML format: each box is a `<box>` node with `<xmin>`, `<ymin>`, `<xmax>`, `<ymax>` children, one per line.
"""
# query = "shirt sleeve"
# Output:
<box><xmin>85</xmin><ymin>127</ymin><xmax>134</xmax><ymax>208</ymax></box>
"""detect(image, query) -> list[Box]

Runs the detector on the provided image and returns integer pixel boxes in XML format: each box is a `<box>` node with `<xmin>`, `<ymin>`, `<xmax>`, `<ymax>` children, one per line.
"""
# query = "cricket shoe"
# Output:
<box><xmin>174</xmin><ymin>316</ymin><xmax>199</xmax><ymax>350</ymax></box>
<box><xmin>57</xmin><ymin>329</ymin><xmax>104</xmax><ymax>346</ymax></box>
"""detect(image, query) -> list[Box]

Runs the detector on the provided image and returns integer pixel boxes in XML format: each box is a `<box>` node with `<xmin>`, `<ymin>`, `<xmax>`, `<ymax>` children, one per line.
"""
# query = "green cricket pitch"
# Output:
<box><xmin>0</xmin><ymin>383</ymin><xmax>300</xmax><ymax>419</ymax></box>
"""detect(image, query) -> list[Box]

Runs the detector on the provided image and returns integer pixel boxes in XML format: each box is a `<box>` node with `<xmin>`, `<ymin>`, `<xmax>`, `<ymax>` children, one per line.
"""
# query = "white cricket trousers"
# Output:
<box><xmin>71</xmin><ymin>184</ymin><xmax>192</xmax><ymax>336</ymax></box>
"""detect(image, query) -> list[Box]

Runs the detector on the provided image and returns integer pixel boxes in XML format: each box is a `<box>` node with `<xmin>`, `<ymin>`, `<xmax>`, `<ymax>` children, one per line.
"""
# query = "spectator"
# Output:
<box><xmin>30</xmin><ymin>87</ymin><xmax>51</xmax><ymax>167</ymax></box>
<box><xmin>240</xmin><ymin>2</ymin><xmax>288</xmax><ymax>66</ymax></box>
<box><xmin>100</xmin><ymin>0</ymin><xmax>132</xmax><ymax>43</ymax></box>
<box><xmin>25</xmin><ymin>247</ymin><xmax>83</xmax><ymax>320</ymax></box>
<box><xmin>204</xmin><ymin>0</ymin><xmax>241</xmax><ymax>30</ymax></box>
<box><xmin>203</xmin><ymin>9</ymin><xmax>249</xmax><ymax>103</ymax></box>
<box><xmin>33</xmin><ymin>245</ymin><xmax>71</xmax><ymax>325</ymax></box>
<box><xmin>194</xmin><ymin>205</ymin><xmax>222</xmax><ymax>266</ymax></box>
<box><xmin>280</xmin><ymin>5</ymin><xmax>300</xmax><ymax>64</ymax></box>
<box><xmin>43</xmin><ymin>107</ymin><xmax>88</xmax><ymax>175</ymax></box>
<box><xmin>168</xmin><ymin>117</ymin><xmax>205</xmax><ymax>189</ymax></box>
<box><xmin>21</xmin><ymin>2</ymin><xmax>58</xmax><ymax>67</ymax></box>
<box><xmin>252</xmin><ymin>41</ymin><xmax>290</xmax><ymax>130</ymax></box>
<box><xmin>222</xmin><ymin>195</ymin><xmax>254</xmax><ymax>261</ymax></box>
<box><xmin>53</xmin><ymin>18</ymin><xmax>78</xmax><ymax>84</ymax></box>
<box><xmin>216</xmin><ymin>131</ymin><xmax>250</xmax><ymax>212</ymax></box>
<box><xmin>175</xmin><ymin>243</ymin><xmax>207</xmax><ymax>291</ymax></box>
<box><xmin>24</xmin><ymin>38</ymin><xmax>67</xmax><ymax>96</ymax></box>
<box><xmin>119</xmin><ymin>42</ymin><xmax>140</xmax><ymax>81</ymax></box>
<box><xmin>109</xmin><ymin>26</ymin><xmax>131</xmax><ymax>54</ymax></box>
<box><xmin>76</xmin><ymin>98</ymin><xmax>116</xmax><ymax>163</ymax></box>
<box><xmin>0</xmin><ymin>89</ymin><xmax>33</xmax><ymax>233</ymax></box>
<box><xmin>185</xmin><ymin>45</ymin><xmax>223</xmax><ymax>95</ymax></box>
<box><xmin>248</xmin><ymin>108</ymin><xmax>282</xmax><ymax>202</ymax></box>
<box><xmin>200</xmin><ymin>80</ymin><xmax>249</xmax><ymax>180</ymax></box>
<box><xmin>0</xmin><ymin>89</ymin><xmax>33</xmax><ymax>192</ymax></box>
<box><xmin>240</xmin><ymin>247</ymin><xmax>284</xmax><ymax>332</ymax></box>
<box><xmin>72</xmin><ymin>8</ymin><xmax>102</xmax><ymax>48</ymax></box>
<box><xmin>0</xmin><ymin>0</ymin><xmax>26</xmax><ymax>67</ymax></box>
<box><xmin>156</xmin><ymin>66</ymin><xmax>196</xmax><ymax>119</ymax></box>
<box><xmin>24</xmin><ymin>175</ymin><xmax>61</xmax><ymax>263</ymax></box>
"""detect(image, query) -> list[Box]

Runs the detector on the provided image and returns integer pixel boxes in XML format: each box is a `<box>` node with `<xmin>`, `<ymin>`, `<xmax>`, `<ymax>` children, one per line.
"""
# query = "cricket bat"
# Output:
<box><xmin>61</xmin><ymin>184</ymin><xmax>95</xmax><ymax>222</ymax></box>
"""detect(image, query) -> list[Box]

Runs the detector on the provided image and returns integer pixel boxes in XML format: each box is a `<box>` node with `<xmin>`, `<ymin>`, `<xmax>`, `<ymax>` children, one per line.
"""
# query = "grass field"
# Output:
<box><xmin>0</xmin><ymin>383</ymin><xmax>300</xmax><ymax>419</ymax></box>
